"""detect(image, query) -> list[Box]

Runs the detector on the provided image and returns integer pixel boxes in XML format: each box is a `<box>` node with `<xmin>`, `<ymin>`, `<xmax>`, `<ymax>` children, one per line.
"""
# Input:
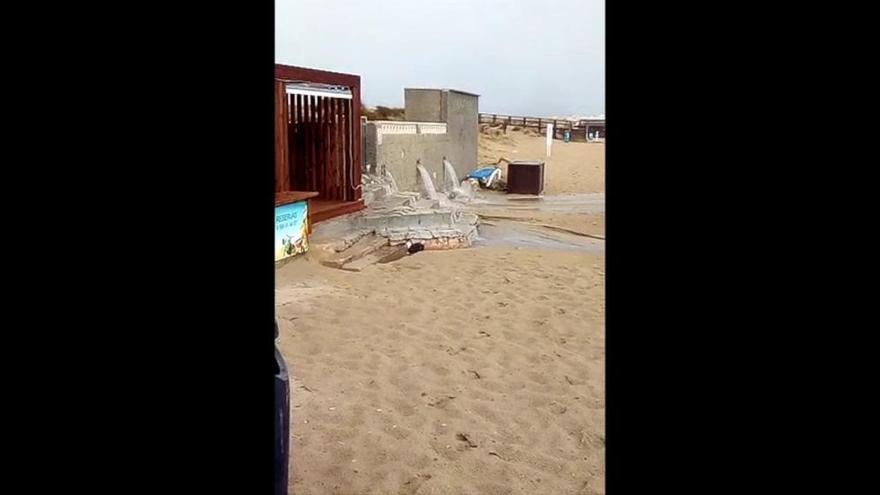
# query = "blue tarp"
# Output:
<box><xmin>466</xmin><ymin>167</ymin><xmax>499</xmax><ymax>180</ymax></box>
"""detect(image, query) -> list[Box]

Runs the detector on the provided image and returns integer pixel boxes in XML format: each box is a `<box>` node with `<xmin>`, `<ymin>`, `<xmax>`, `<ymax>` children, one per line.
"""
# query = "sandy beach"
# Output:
<box><xmin>275</xmin><ymin>130</ymin><xmax>605</xmax><ymax>494</ymax></box>
<box><xmin>478</xmin><ymin>128</ymin><xmax>605</xmax><ymax>195</ymax></box>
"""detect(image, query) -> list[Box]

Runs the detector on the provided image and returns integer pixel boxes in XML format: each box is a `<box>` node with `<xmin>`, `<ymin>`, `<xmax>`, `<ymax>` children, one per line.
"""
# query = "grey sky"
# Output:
<box><xmin>276</xmin><ymin>0</ymin><xmax>604</xmax><ymax>117</ymax></box>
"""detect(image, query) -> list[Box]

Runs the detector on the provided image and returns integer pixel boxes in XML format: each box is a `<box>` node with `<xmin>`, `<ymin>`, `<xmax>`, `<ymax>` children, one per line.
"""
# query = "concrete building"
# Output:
<box><xmin>364</xmin><ymin>88</ymin><xmax>479</xmax><ymax>193</ymax></box>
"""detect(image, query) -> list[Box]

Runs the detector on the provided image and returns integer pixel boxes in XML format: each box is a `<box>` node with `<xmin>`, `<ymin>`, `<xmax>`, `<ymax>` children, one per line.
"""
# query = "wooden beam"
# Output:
<box><xmin>275</xmin><ymin>191</ymin><xmax>319</xmax><ymax>207</ymax></box>
<box><xmin>275</xmin><ymin>64</ymin><xmax>360</xmax><ymax>88</ymax></box>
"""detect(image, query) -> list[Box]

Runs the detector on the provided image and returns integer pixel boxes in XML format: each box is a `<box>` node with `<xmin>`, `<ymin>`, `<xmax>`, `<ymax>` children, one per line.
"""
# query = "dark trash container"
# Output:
<box><xmin>506</xmin><ymin>160</ymin><xmax>545</xmax><ymax>195</ymax></box>
<box><xmin>275</xmin><ymin>319</ymin><xmax>290</xmax><ymax>495</ymax></box>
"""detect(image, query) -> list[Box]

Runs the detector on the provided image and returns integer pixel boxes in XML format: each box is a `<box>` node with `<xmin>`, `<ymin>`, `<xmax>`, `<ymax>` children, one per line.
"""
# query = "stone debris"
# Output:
<box><xmin>357</xmin><ymin>165</ymin><xmax>480</xmax><ymax>250</ymax></box>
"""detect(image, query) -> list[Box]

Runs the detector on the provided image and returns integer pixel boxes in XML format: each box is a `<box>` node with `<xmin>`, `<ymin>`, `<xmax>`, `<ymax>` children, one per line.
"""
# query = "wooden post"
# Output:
<box><xmin>334</xmin><ymin>98</ymin><xmax>342</xmax><ymax>200</ymax></box>
<box><xmin>275</xmin><ymin>80</ymin><xmax>290</xmax><ymax>192</ymax></box>
<box><xmin>340</xmin><ymin>98</ymin><xmax>349</xmax><ymax>200</ymax></box>
<box><xmin>296</xmin><ymin>94</ymin><xmax>304</xmax><ymax>188</ymax></box>
<box><xmin>320</xmin><ymin>96</ymin><xmax>329</xmax><ymax>199</ymax></box>
<box><xmin>304</xmin><ymin>95</ymin><xmax>312</xmax><ymax>191</ymax></box>
<box><xmin>289</xmin><ymin>94</ymin><xmax>297</xmax><ymax>190</ymax></box>
<box><xmin>352</xmin><ymin>81</ymin><xmax>362</xmax><ymax>202</ymax></box>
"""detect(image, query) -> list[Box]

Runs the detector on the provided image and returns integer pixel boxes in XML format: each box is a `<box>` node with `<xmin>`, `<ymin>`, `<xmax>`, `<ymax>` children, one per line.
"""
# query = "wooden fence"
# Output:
<box><xmin>480</xmin><ymin>113</ymin><xmax>575</xmax><ymax>131</ymax></box>
<box><xmin>479</xmin><ymin>113</ymin><xmax>605</xmax><ymax>139</ymax></box>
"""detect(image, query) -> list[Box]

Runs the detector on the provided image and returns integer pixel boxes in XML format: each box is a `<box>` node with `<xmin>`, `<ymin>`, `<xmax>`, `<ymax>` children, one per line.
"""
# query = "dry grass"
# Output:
<box><xmin>362</xmin><ymin>105</ymin><xmax>406</xmax><ymax>121</ymax></box>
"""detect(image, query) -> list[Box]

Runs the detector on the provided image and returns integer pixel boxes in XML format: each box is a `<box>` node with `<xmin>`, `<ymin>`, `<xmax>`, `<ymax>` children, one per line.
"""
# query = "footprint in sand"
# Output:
<box><xmin>549</xmin><ymin>401</ymin><xmax>568</xmax><ymax>414</ymax></box>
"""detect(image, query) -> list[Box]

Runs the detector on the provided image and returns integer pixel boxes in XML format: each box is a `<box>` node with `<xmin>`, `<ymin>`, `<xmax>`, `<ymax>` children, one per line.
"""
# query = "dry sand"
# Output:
<box><xmin>277</xmin><ymin>248</ymin><xmax>604</xmax><ymax>495</ymax></box>
<box><xmin>478</xmin><ymin>129</ymin><xmax>605</xmax><ymax>195</ymax></box>
<box><xmin>276</xmin><ymin>126</ymin><xmax>605</xmax><ymax>494</ymax></box>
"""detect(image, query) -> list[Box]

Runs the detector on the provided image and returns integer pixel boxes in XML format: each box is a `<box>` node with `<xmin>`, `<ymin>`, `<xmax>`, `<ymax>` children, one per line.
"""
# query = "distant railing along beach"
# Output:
<box><xmin>479</xmin><ymin>113</ymin><xmax>605</xmax><ymax>140</ymax></box>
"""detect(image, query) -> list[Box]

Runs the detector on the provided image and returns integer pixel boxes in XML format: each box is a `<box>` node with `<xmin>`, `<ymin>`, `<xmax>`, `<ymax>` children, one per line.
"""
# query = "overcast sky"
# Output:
<box><xmin>276</xmin><ymin>0</ymin><xmax>604</xmax><ymax>117</ymax></box>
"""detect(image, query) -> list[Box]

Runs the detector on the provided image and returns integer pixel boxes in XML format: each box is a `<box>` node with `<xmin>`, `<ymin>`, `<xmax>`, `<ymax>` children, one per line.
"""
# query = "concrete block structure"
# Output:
<box><xmin>364</xmin><ymin>88</ymin><xmax>479</xmax><ymax>193</ymax></box>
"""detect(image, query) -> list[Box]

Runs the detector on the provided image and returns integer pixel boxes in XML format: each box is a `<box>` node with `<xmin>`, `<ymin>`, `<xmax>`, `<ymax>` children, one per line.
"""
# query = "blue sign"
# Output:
<box><xmin>275</xmin><ymin>201</ymin><xmax>309</xmax><ymax>261</ymax></box>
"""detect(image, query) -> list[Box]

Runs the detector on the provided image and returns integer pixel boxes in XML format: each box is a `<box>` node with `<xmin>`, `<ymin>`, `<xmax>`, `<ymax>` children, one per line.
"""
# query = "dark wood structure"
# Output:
<box><xmin>275</xmin><ymin>65</ymin><xmax>364</xmax><ymax>224</ymax></box>
<box><xmin>507</xmin><ymin>160</ymin><xmax>545</xmax><ymax>195</ymax></box>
